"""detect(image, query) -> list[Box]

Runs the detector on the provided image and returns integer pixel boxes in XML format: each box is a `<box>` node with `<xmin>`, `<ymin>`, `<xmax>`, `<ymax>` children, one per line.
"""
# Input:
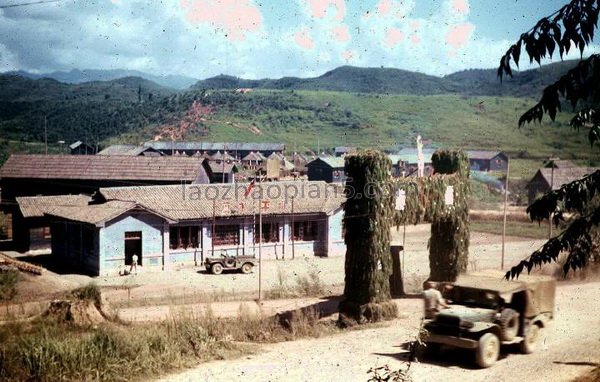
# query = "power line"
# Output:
<box><xmin>0</xmin><ymin>0</ymin><xmax>61</xmax><ymax>9</ymax></box>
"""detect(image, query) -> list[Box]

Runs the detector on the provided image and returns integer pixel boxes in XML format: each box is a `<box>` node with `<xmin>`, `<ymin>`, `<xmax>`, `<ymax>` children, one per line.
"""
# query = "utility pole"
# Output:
<box><xmin>211</xmin><ymin>200</ymin><xmax>216</xmax><ymax>256</ymax></box>
<box><xmin>548</xmin><ymin>157</ymin><xmax>558</xmax><ymax>239</ymax></box>
<box><xmin>291</xmin><ymin>197</ymin><xmax>295</xmax><ymax>260</ymax></box>
<box><xmin>258</xmin><ymin>176</ymin><xmax>263</xmax><ymax>302</ymax></box>
<box><xmin>44</xmin><ymin>116</ymin><xmax>48</xmax><ymax>155</ymax></box>
<box><xmin>222</xmin><ymin>145</ymin><xmax>227</xmax><ymax>183</ymax></box>
<box><xmin>501</xmin><ymin>158</ymin><xmax>510</xmax><ymax>270</ymax></box>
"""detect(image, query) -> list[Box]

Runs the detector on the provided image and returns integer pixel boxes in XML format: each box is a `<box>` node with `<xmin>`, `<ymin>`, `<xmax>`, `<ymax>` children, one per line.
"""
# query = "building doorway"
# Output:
<box><xmin>124</xmin><ymin>231</ymin><xmax>142</xmax><ymax>266</ymax></box>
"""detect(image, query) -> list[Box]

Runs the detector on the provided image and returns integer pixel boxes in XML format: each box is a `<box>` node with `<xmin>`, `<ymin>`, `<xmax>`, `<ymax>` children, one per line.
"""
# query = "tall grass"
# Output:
<box><xmin>265</xmin><ymin>268</ymin><xmax>326</xmax><ymax>299</ymax></box>
<box><xmin>0</xmin><ymin>268</ymin><xmax>19</xmax><ymax>302</ymax></box>
<box><xmin>71</xmin><ymin>283</ymin><xmax>102</xmax><ymax>308</ymax></box>
<box><xmin>0</xmin><ymin>292</ymin><xmax>338</xmax><ymax>381</ymax></box>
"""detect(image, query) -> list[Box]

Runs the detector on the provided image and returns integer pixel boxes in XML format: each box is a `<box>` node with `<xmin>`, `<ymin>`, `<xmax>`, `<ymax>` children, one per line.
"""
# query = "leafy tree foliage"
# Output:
<box><xmin>339</xmin><ymin>151</ymin><xmax>398</xmax><ymax>324</ymax></box>
<box><xmin>498</xmin><ymin>0</ymin><xmax>600</xmax><ymax>278</ymax></box>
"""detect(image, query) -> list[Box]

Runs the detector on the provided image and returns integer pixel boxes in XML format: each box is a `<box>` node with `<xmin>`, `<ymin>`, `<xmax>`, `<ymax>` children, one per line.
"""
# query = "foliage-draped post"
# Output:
<box><xmin>428</xmin><ymin>150</ymin><xmax>470</xmax><ymax>282</ymax></box>
<box><xmin>339</xmin><ymin>151</ymin><xmax>398</xmax><ymax>325</ymax></box>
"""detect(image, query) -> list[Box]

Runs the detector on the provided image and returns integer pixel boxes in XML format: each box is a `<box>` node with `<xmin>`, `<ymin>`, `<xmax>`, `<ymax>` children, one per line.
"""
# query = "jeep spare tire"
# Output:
<box><xmin>475</xmin><ymin>333</ymin><xmax>500</xmax><ymax>368</ymax></box>
<box><xmin>224</xmin><ymin>258</ymin><xmax>236</xmax><ymax>267</ymax></box>
<box><xmin>499</xmin><ymin>308</ymin><xmax>519</xmax><ymax>341</ymax></box>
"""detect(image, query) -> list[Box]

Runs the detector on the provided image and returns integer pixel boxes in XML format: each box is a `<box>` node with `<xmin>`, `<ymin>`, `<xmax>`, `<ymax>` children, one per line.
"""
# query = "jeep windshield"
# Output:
<box><xmin>451</xmin><ymin>286</ymin><xmax>501</xmax><ymax>309</ymax></box>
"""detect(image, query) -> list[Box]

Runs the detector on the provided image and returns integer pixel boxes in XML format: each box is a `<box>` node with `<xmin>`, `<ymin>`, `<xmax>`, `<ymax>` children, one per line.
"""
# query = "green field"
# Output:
<box><xmin>114</xmin><ymin>90</ymin><xmax>600</xmax><ymax>184</ymax></box>
<box><xmin>3</xmin><ymin>85</ymin><xmax>599</xmax><ymax>184</ymax></box>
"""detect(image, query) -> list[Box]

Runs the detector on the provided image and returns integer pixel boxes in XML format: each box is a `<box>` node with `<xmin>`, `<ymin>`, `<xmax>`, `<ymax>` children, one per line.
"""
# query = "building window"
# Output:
<box><xmin>42</xmin><ymin>226</ymin><xmax>52</xmax><ymax>239</ymax></box>
<box><xmin>213</xmin><ymin>224</ymin><xmax>240</xmax><ymax>246</ymax></box>
<box><xmin>170</xmin><ymin>226</ymin><xmax>199</xmax><ymax>250</ymax></box>
<box><xmin>254</xmin><ymin>222</ymin><xmax>280</xmax><ymax>243</ymax></box>
<box><xmin>292</xmin><ymin>220</ymin><xmax>318</xmax><ymax>241</ymax></box>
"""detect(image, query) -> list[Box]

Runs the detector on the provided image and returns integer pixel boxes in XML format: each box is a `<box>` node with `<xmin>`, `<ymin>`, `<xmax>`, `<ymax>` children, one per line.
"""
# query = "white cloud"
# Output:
<box><xmin>0</xmin><ymin>0</ymin><xmax>593</xmax><ymax>80</ymax></box>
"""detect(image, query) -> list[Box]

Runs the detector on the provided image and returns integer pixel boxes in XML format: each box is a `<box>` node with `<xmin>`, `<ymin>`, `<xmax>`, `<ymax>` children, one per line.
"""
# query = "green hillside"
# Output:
<box><xmin>193</xmin><ymin>61</ymin><xmax>581</xmax><ymax>99</ymax></box>
<box><xmin>113</xmin><ymin>89</ymin><xmax>599</xmax><ymax>163</ymax></box>
<box><xmin>2</xmin><ymin>66</ymin><xmax>599</xmax><ymax>184</ymax></box>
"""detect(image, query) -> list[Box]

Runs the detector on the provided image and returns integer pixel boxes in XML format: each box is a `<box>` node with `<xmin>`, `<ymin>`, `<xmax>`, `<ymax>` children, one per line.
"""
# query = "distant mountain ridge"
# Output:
<box><xmin>193</xmin><ymin>61</ymin><xmax>580</xmax><ymax>99</ymax></box>
<box><xmin>5</xmin><ymin>68</ymin><xmax>197</xmax><ymax>90</ymax></box>
<box><xmin>4</xmin><ymin>60</ymin><xmax>580</xmax><ymax>98</ymax></box>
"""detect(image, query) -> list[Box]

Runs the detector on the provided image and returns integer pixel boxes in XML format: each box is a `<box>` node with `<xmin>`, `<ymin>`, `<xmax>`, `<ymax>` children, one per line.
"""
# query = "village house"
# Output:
<box><xmin>306</xmin><ymin>157</ymin><xmax>346</xmax><ymax>183</ymax></box>
<box><xmin>21</xmin><ymin>181</ymin><xmax>346</xmax><ymax>276</ymax></box>
<box><xmin>201</xmin><ymin>159</ymin><xmax>239</xmax><ymax>183</ymax></box>
<box><xmin>291</xmin><ymin>153</ymin><xmax>310</xmax><ymax>176</ymax></box>
<box><xmin>69</xmin><ymin>141</ymin><xmax>96</xmax><ymax>155</ymax></box>
<box><xmin>334</xmin><ymin>146</ymin><xmax>357</xmax><ymax>157</ymax></box>
<box><xmin>466</xmin><ymin>150</ymin><xmax>508</xmax><ymax>172</ymax></box>
<box><xmin>0</xmin><ymin>154</ymin><xmax>210</xmax><ymax>252</ymax></box>
<box><xmin>396</xmin><ymin>148</ymin><xmax>436</xmax><ymax>177</ymax></box>
<box><xmin>241</xmin><ymin>151</ymin><xmax>266</xmax><ymax>170</ymax></box>
<box><xmin>97</xmin><ymin>145</ymin><xmax>163</xmax><ymax>156</ymax></box>
<box><xmin>143</xmin><ymin>141</ymin><xmax>285</xmax><ymax>158</ymax></box>
<box><xmin>526</xmin><ymin>166</ymin><xmax>598</xmax><ymax>204</ymax></box>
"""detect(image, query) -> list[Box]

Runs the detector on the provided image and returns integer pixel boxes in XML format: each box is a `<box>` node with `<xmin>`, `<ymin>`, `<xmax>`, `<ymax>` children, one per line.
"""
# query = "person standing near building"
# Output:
<box><xmin>130</xmin><ymin>253</ymin><xmax>138</xmax><ymax>275</ymax></box>
<box><xmin>423</xmin><ymin>281</ymin><xmax>449</xmax><ymax>319</ymax></box>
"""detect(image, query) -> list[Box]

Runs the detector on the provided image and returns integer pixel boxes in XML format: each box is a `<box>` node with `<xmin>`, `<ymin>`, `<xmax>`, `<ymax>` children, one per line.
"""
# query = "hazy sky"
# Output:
<box><xmin>0</xmin><ymin>0</ymin><xmax>586</xmax><ymax>79</ymax></box>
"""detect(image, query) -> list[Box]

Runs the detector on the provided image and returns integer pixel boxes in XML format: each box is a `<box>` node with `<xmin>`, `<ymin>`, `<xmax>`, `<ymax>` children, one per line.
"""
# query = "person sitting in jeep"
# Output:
<box><xmin>423</xmin><ymin>281</ymin><xmax>449</xmax><ymax>319</ymax></box>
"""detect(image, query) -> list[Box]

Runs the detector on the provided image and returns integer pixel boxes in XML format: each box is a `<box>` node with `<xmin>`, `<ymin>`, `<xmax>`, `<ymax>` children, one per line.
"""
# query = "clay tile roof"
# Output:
<box><xmin>466</xmin><ymin>150</ymin><xmax>505</xmax><ymax>160</ymax></box>
<box><xmin>16</xmin><ymin>194</ymin><xmax>92</xmax><ymax>218</ymax></box>
<box><xmin>242</xmin><ymin>152</ymin><xmax>264</xmax><ymax>161</ymax></box>
<box><xmin>203</xmin><ymin>160</ymin><xmax>238</xmax><ymax>174</ymax></box>
<box><xmin>536</xmin><ymin>167</ymin><xmax>599</xmax><ymax>190</ymax></box>
<box><xmin>308</xmin><ymin>157</ymin><xmax>345</xmax><ymax>169</ymax></box>
<box><xmin>0</xmin><ymin>154</ymin><xmax>204</xmax><ymax>182</ymax></box>
<box><xmin>46</xmin><ymin>200</ymin><xmax>136</xmax><ymax>225</ymax></box>
<box><xmin>97</xmin><ymin>145</ymin><xmax>160</xmax><ymax>156</ymax></box>
<box><xmin>99</xmin><ymin>181</ymin><xmax>345</xmax><ymax>220</ymax></box>
<box><xmin>144</xmin><ymin>141</ymin><xmax>285</xmax><ymax>152</ymax></box>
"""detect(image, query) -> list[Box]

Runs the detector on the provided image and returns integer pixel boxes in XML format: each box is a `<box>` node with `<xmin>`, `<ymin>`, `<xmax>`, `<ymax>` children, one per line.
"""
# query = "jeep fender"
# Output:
<box><xmin>469</xmin><ymin>322</ymin><xmax>501</xmax><ymax>337</ymax></box>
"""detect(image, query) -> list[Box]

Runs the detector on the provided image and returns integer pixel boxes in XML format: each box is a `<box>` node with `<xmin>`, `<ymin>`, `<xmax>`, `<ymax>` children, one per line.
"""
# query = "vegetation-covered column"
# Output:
<box><xmin>339</xmin><ymin>151</ymin><xmax>398</xmax><ymax>325</ymax></box>
<box><xmin>428</xmin><ymin>150</ymin><xmax>470</xmax><ymax>282</ymax></box>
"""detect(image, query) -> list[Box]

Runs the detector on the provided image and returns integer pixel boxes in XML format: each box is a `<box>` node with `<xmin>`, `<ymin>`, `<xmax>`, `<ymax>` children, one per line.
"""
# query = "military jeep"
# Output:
<box><xmin>204</xmin><ymin>254</ymin><xmax>256</xmax><ymax>275</ymax></box>
<box><xmin>422</xmin><ymin>270</ymin><xmax>556</xmax><ymax>368</ymax></box>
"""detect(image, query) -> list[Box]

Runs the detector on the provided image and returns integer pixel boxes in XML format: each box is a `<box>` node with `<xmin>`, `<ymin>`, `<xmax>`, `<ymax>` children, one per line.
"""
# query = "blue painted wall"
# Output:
<box><xmin>100</xmin><ymin>212</ymin><xmax>165</xmax><ymax>274</ymax></box>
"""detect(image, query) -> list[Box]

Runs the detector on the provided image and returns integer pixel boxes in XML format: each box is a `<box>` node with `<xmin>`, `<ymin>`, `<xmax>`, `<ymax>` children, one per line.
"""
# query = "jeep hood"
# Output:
<box><xmin>437</xmin><ymin>306</ymin><xmax>496</xmax><ymax>323</ymax></box>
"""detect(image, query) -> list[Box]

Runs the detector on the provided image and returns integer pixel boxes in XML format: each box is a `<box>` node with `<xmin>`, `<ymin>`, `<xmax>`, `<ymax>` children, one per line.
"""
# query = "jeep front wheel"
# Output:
<box><xmin>475</xmin><ymin>333</ymin><xmax>500</xmax><ymax>368</ymax></box>
<box><xmin>520</xmin><ymin>323</ymin><xmax>540</xmax><ymax>354</ymax></box>
<box><xmin>211</xmin><ymin>263</ymin><xmax>224</xmax><ymax>275</ymax></box>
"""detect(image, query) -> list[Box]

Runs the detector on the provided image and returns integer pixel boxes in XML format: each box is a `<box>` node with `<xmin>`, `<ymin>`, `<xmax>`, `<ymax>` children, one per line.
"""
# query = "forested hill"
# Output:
<box><xmin>0</xmin><ymin>59</ymin><xmax>590</xmax><ymax>165</ymax></box>
<box><xmin>0</xmin><ymin>75</ymin><xmax>177</xmax><ymax>151</ymax></box>
<box><xmin>7</xmin><ymin>69</ymin><xmax>197</xmax><ymax>90</ymax></box>
<box><xmin>193</xmin><ymin>61</ymin><xmax>578</xmax><ymax>99</ymax></box>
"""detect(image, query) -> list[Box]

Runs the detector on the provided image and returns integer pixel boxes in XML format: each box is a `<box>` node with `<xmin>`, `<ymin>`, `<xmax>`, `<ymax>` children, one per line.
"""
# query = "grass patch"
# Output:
<box><xmin>0</xmin><ymin>285</ymin><xmax>342</xmax><ymax>381</ymax></box>
<box><xmin>71</xmin><ymin>283</ymin><xmax>102</xmax><ymax>309</ymax></box>
<box><xmin>0</xmin><ymin>268</ymin><xmax>19</xmax><ymax>303</ymax></box>
<box><xmin>470</xmin><ymin>219</ymin><xmax>554</xmax><ymax>239</ymax></box>
<box><xmin>265</xmin><ymin>268</ymin><xmax>326</xmax><ymax>299</ymax></box>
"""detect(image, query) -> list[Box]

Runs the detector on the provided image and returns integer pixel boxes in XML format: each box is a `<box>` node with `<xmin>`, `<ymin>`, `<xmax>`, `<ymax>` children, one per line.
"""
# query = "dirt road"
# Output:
<box><xmin>160</xmin><ymin>282</ymin><xmax>600</xmax><ymax>382</ymax></box>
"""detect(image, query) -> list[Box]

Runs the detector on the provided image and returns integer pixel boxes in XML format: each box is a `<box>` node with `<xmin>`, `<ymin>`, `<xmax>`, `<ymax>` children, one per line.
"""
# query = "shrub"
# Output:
<box><xmin>0</xmin><ymin>268</ymin><xmax>19</xmax><ymax>302</ymax></box>
<box><xmin>71</xmin><ymin>283</ymin><xmax>102</xmax><ymax>309</ymax></box>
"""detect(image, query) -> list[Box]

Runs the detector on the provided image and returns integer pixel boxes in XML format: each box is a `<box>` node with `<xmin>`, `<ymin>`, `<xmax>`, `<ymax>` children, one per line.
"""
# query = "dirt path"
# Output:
<box><xmin>159</xmin><ymin>282</ymin><xmax>600</xmax><ymax>382</ymax></box>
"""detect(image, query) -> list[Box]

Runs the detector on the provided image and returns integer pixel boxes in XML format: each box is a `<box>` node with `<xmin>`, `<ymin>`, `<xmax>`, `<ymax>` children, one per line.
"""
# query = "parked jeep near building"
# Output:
<box><xmin>204</xmin><ymin>254</ymin><xmax>256</xmax><ymax>275</ymax></box>
<box><xmin>422</xmin><ymin>271</ymin><xmax>556</xmax><ymax>368</ymax></box>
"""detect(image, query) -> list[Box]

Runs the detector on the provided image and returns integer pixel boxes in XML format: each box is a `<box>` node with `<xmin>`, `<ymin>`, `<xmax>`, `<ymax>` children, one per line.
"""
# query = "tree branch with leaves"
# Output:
<box><xmin>498</xmin><ymin>0</ymin><xmax>600</xmax><ymax>278</ymax></box>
